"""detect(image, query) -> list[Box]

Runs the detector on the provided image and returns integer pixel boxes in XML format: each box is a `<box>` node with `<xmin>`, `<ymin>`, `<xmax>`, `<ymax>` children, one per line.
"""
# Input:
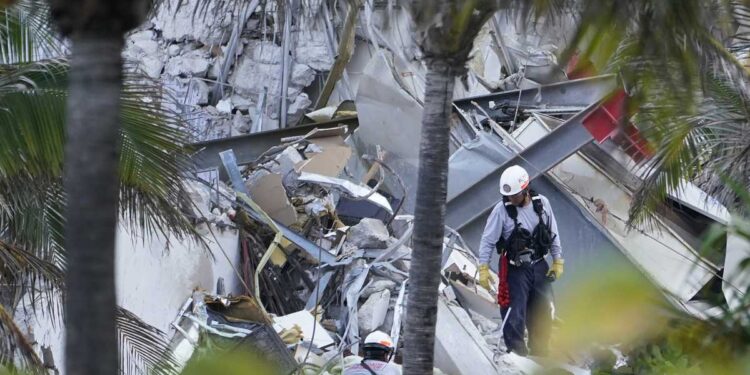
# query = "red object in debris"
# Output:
<box><xmin>567</xmin><ymin>50</ymin><xmax>654</xmax><ymax>162</ymax></box>
<box><xmin>616</xmin><ymin>123</ymin><xmax>653</xmax><ymax>163</ymax></box>
<box><xmin>497</xmin><ymin>253</ymin><xmax>511</xmax><ymax>308</ymax></box>
<box><xmin>582</xmin><ymin>90</ymin><xmax>625</xmax><ymax>143</ymax></box>
<box><xmin>565</xmin><ymin>51</ymin><xmax>597</xmax><ymax>80</ymax></box>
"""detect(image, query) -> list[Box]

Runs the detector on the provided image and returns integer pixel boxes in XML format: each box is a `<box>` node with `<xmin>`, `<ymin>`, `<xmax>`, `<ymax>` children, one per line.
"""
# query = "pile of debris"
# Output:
<box><xmin>124</xmin><ymin>0</ymin><xmax>336</xmax><ymax>142</ymax></box>
<box><xmin>166</xmin><ymin>125</ymin><xmax>591</xmax><ymax>374</ymax></box>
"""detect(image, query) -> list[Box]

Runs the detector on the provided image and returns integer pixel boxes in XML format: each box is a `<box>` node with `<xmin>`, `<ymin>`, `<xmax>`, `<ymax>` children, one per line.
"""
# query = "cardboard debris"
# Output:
<box><xmin>249</xmin><ymin>174</ymin><xmax>298</xmax><ymax>226</ymax></box>
<box><xmin>295</xmin><ymin>144</ymin><xmax>352</xmax><ymax>177</ymax></box>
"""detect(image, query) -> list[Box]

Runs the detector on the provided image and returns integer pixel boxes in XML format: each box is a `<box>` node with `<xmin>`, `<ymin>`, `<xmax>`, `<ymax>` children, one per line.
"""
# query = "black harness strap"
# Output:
<box><xmin>496</xmin><ymin>190</ymin><xmax>554</xmax><ymax>259</ymax></box>
<box><xmin>360</xmin><ymin>359</ymin><xmax>378</xmax><ymax>375</ymax></box>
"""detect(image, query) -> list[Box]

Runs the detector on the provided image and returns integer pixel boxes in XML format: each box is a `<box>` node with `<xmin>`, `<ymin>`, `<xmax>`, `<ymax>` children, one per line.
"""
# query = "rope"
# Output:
<box><xmin>561</xmin><ymin>181</ymin><xmax>746</xmax><ymax>297</ymax></box>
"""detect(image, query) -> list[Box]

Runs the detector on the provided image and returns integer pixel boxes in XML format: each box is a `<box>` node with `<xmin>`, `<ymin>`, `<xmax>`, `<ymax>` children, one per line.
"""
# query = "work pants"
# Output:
<box><xmin>501</xmin><ymin>259</ymin><xmax>552</xmax><ymax>356</ymax></box>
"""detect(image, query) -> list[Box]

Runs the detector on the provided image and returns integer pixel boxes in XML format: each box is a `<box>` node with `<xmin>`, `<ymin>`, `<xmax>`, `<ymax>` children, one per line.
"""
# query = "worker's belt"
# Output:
<box><xmin>508</xmin><ymin>249</ymin><xmax>545</xmax><ymax>267</ymax></box>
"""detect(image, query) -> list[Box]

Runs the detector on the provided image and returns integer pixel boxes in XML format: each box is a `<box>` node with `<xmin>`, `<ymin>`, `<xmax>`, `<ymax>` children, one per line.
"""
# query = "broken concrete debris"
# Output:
<box><xmin>123</xmin><ymin>0</ymin><xmax>335</xmax><ymax>143</ymax></box>
<box><xmin>346</xmin><ymin>218</ymin><xmax>390</xmax><ymax>249</ymax></box>
<box><xmin>357</xmin><ymin>289</ymin><xmax>391</xmax><ymax>336</ymax></box>
<box><xmin>149</xmin><ymin>6</ymin><xmax>685</xmax><ymax>371</ymax></box>
<box><xmin>162</xmin><ymin>123</ymin><xmax>600</xmax><ymax>375</ymax></box>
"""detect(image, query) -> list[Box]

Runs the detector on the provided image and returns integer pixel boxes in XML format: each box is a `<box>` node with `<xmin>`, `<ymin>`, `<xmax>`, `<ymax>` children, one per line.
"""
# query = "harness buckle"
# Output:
<box><xmin>516</xmin><ymin>249</ymin><xmax>534</xmax><ymax>266</ymax></box>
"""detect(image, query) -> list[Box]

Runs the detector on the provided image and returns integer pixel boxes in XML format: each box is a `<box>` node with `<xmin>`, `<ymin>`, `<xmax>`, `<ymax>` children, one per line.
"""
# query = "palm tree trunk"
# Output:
<box><xmin>403</xmin><ymin>60</ymin><xmax>457</xmax><ymax>374</ymax></box>
<box><xmin>63</xmin><ymin>34</ymin><xmax>124</xmax><ymax>375</ymax></box>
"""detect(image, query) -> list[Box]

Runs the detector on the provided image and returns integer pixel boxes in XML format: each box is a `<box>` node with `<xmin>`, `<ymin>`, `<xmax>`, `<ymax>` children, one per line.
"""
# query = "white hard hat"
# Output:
<box><xmin>364</xmin><ymin>330</ymin><xmax>394</xmax><ymax>350</ymax></box>
<box><xmin>499</xmin><ymin>165</ymin><xmax>530</xmax><ymax>196</ymax></box>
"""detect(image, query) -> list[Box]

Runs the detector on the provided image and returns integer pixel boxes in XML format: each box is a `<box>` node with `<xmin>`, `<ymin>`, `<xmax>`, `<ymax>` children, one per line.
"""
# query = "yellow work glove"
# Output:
<box><xmin>547</xmin><ymin>258</ymin><xmax>564</xmax><ymax>280</ymax></box>
<box><xmin>478</xmin><ymin>264</ymin><xmax>491</xmax><ymax>291</ymax></box>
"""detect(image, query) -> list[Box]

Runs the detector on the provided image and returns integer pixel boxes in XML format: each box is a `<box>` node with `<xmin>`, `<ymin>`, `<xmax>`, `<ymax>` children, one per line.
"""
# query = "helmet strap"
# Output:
<box><xmin>512</xmin><ymin>188</ymin><xmax>530</xmax><ymax>207</ymax></box>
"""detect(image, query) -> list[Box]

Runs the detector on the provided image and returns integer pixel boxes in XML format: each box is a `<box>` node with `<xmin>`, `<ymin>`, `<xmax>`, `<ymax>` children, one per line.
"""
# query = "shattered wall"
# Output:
<box><xmin>125</xmin><ymin>0</ymin><xmax>335</xmax><ymax>141</ymax></box>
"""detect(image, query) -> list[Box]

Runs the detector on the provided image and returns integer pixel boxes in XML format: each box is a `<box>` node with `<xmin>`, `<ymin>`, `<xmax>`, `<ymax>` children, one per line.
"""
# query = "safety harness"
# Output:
<box><xmin>360</xmin><ymin>359</ymin><xmax>378</xmax><ymax>375</ymax></box>
<box><xmin>495</xmin><ymin>190</ymin><xmax>555</xmax><ymax>307</ymax></box>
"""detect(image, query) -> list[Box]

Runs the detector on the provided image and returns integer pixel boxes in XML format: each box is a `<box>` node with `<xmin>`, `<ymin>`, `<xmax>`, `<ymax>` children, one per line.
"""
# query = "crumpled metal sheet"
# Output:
<box><xmin>342</xmin><ymin>260</ymin><xmax>370</xmax><ymax>356</ymax></box>
<box><xmin>354</xmin><ymin>51</ymin><xmax>423</xmax><ymax>213</ymax></box>
<box><xmin>723</xmin><ymin>227</ymin><xmax>750</xmax><ymax>312</ymax></box>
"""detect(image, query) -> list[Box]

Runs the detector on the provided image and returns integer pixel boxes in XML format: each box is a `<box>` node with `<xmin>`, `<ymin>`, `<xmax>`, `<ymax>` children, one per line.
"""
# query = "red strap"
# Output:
<box><xmin>497</xmin><ymin>253</ymin><xmax>511</xmax><ymax>307</ymax></box>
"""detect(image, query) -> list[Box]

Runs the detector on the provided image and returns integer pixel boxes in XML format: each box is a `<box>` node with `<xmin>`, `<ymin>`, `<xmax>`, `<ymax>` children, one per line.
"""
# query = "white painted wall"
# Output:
<box><xmin>15</xmin><ymin>223</ymin><xmax>243</xmax><ymax>374</ymax></box>
<box><xmin>115</xmin><ymin>223</ymin><xmax>242</xmax><ymax>333</ymax></box>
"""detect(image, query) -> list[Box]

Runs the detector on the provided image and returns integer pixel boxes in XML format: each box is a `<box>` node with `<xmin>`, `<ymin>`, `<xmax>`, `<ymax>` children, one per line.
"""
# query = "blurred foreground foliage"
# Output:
<box><xmin>555</xmin><ymin>183</ymin><xmax>750</xmax><ymax>374</ymax></box>
<box><xmin>181</xmin><ymin>351</ymin><xmax>279</xmax><ymax>375</ymax></box>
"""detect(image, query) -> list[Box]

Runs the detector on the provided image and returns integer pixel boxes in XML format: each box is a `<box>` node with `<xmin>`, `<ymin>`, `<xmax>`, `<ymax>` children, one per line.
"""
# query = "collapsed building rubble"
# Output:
<box><xmin>131</xmin><ymin>22</ymin><xmax>745</xmax><ymax>374</ymax></box>
<box><xmin>166</xmin><ymin>35</ymin><xmax>737</xmax><ymax>373</ymax></box>
<box><xmin>163</xmin><ymin>122</ymin><xmax>593</xmax><ymax>375</ymax></box>
<box><xmin>11</xmin><ymin>3</ymin><xmax>746</xmax><ymax>374</ymax></box>
<box><xmin>168</xmin><ymin>60</ymin><xmax>739</xmax><ymax>374</ymax></box>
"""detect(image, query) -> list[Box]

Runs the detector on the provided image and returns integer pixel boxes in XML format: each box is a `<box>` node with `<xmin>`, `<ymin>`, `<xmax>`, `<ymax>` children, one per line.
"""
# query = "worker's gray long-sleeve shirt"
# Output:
<box><xmin>478</xmin><ymin>194</ymin><xmax>562</xmax><ymax>265</ymax></box>
<box><xmin>344</xmin><ymin>360</ymin><xmax>401</xmax><ymax>375</ymax></box>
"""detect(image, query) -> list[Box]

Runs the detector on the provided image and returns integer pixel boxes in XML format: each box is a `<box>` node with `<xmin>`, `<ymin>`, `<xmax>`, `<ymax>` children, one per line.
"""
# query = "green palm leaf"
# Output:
<box><xmin>0</xmin><ymin>239</ymin><xmax>63</xmax><ymax>304</ymax></box>
<box><xmin>0</xmin><ymin>68</ymin><xmax>200</xmax><ymax>268</ymax></box>
<box><xmin>0</xmin><ymin>303</ymin><xmax>44</xmax><ymax>373</ymax></box>
<box><xmin>117</xmin><ymin>306</ymin><xmax>180</xmax><ymax>375</ymax></box>
<box><xmin>0</xmin><ymin>0</ymin><xmax>63</xmax><ymax>64</ymax></box>
<box><xmin>557</xmin><ymin>0</ymin><xmax>750</xmax><ymax>225</ymax></box>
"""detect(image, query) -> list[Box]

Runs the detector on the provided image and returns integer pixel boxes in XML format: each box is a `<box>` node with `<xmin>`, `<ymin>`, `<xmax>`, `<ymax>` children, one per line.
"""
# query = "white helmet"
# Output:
<box><xmin>499</xmin><ymin>165</ymin><xmax>530</xmax><ymax>196</ymax></box>
<box><xmin>364</xmin><ymin>330</ymin><xmax>394</xmax><ymax>350</ymax></box>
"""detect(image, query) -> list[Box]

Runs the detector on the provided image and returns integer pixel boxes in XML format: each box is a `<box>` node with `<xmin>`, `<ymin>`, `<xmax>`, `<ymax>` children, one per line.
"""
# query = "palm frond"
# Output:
<box><xmin>692</xmin><ymin>76</ymin><xmax>750</xmax><ymax>215</ymax></box>
<box><xmin>628</xmin><ymin>73</ymin><xmax>750</xmax><ymax>225</ymax></box>
<box><xmin>0</xmin><ymin>58</ymin><xmax>67</xmax><ymax>95</ymax></box>
<box><xmin>0</xmin><ymin>88</ymin><xmax>67</xmax><ymax>267</ymax></box>
<box><xmin>498</xmin><ymin>0</ymin><xmax>577</xmax><ymax>30</ymax></box>
<box><xmin>625</xmin><ymin>71</ymin><xmax>706</xmax><ymax>227</ymax></box>
<box><xmin>0</xmin><ymin>239</ymin><xmax>64</xmax><ymax>306</ymax></box>
<box><xmin>0</xmin><ymin>67</ymin><xmax>200</xmax><ymax>272</ymax></box>
<box><xmin>117</xmin><ymin>306</ymin><xmax>180</xmax><ymax>375</ymax></box>
<box><xmin>555</xmin><ymin>0</ymin><xmax>750</xmax><ymax>225</ymax></box>
<box><xmin>119</xmin><ymin>73</ymin><xmax>200</xmax><ymax>243</ymax></box>
<box><xmin>0</xmin><ymin>303</ymin><xmax>44</xmax><ymax>373</ymax></box>
<box><xmin>0</xmin><ymin>0</ymin><xmax>65</xmax><ymax>64</ymax></box>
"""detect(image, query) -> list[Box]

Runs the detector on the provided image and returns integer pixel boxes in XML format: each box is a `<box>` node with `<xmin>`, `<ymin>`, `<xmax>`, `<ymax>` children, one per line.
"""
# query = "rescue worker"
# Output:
<box><xmin>343</xmin><ymin>331</ymin><xmax>400</xmax><ymax>375</ymax></box>
<box><xmin>477</xmin><ymin>165</ymin><xmax>564</xmax><ymax>357</ymax></box>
